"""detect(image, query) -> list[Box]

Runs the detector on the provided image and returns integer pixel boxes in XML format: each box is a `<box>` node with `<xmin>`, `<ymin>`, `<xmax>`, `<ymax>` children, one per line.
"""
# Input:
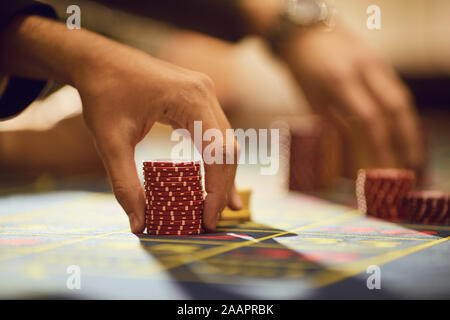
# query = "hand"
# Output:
<box><xmin>0</xmin><ymin>15</ymin><xmax>241</xmax><ymax>233</ymax></box>
<box><xmin>77</xmin><ymin>44</ymin><xmax>242</xmax><ymax>233</ymax></box>
<box><xmin>280</xmin><ymin>26</ymin><xmax>424</xmax><ymax>173</ymax></box>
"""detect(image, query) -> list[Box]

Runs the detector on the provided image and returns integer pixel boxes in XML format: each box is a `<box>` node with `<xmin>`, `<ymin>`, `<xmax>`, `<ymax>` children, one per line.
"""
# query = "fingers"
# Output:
<box><xmin>180</xmin><ymin>78</ymin><xmax>237</xmax><ymax>230</ymax></box>
<box><xmin>362</xmin><ymin>64</ymin><xmax>424</xmax><ymax>170</ymax></box>
<box><xmin>187</xmin><ymin>110</ymin><xmax>235</xmax><ymax>230</ymax></box>
<box><xmin>330</xmin><ymin>77</ymin><xmax>395</xmax><ymax>167</ymax></box>
<box><xmin>95</xmin><ymin>135</ymin><xmax>146</xmax><ymax>234</ymax></box>
<box><xmin>227</xmin><ymin>184</ymin><xmax>243</xmax><ymax>210</ymax></box>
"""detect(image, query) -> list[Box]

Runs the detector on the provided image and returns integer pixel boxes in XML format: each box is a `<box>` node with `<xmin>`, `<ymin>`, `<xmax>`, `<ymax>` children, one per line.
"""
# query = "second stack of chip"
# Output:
<box><xmin>143</xmin><ymin>160</ymin><xmax>205</xmax><ymax>235</ymax></box>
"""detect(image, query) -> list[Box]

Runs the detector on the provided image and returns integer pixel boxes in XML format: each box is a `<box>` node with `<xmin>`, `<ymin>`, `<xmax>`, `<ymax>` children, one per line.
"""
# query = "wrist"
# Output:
<box><xmin>239</xmin><ymin>0</ymin><xmax>284</xmax><ymax>36</ymax></box>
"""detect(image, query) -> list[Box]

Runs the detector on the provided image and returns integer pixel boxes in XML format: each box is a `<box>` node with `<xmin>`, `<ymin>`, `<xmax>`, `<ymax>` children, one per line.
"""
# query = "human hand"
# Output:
<box><xmin>0</xmin><ymin>15</ymin><xmax>242</xmax><ymax>233</ymax></box>
<box><xmin>280</xmin><ymin>26</ymin><xmax>424</xmax><ymax>173</ymax></box>
<box><xmin>75</xmin><ymin>41</ymin><xmax>241</xmax><ymax>233</ymax></box>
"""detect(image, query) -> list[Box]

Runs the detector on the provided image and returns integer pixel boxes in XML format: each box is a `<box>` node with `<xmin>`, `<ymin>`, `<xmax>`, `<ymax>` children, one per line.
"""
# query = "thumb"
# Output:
<box><xmin>96</xmin><ymin>140</ymin><xmax>146</xmax><ymax>234</ymax></box>
<box><xmin>227</xmin><ymin>184</ymin><xmax>242</xmax><ymax>211</ymax></box>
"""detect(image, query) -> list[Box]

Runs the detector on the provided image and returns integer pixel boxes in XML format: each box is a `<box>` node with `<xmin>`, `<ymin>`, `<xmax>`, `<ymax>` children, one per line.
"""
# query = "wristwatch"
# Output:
<box><xmin>266</xmin><ymin>0</ymin><xmax>336</xmax><ymax>53</ymax></box>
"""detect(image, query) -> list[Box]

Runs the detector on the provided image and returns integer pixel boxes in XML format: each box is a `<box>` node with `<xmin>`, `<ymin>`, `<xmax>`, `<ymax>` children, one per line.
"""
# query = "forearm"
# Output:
<box><xmin>0</xmin><ymin>14</ymin><xmax>127</xmax><ymax>89</ymax></box>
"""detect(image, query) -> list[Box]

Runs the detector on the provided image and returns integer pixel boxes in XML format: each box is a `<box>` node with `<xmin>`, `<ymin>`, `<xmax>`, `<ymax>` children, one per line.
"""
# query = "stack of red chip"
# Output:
<box><xmin>401</xmin><ymin>191</ymin><xmax>449</xmax><ymax>225</ymax></box>
<box><xmin>143</xmin><ymin>160</ymin><xmax>205</xmax><ymax>235</ymax></box>
<box><xmin>356</xmin><ymin>168</ymin><xmax>416</xmax><ymax>220</ymax></box>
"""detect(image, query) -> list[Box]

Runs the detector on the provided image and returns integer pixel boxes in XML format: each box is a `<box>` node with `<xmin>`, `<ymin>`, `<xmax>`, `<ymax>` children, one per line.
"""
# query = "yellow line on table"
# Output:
<box><xmin>0</xmin><ymin>229</ymin><xmax>129</xmax><ymax>263</ymax></box>
<box><xmin>215</xmin><ymin>228</ymin><xmax>437</xmax><ymax>241</ymax></box>
<box><xmin>155</xmin><ymin>211</ymin><xmax>358</xmax><ymax>272</ymax></box>
<box><xmin>313</xmin><ymin>235</ymin><xmax>450</xmax><ymax>287</ymax></box>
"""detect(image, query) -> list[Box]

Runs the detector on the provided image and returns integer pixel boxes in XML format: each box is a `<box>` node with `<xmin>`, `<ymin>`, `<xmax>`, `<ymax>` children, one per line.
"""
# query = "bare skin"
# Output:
<box><xmin>279</xmin><ymin>26</ymin><xmax>424</xmax><ymax>173</ymax></box>
<box><xmin>240</xmin><ymin>0</ymin><xmax>424</xmax><ymax>173</ymax></box>
<box><xmin>0</xmin><ymin>15</ymin><xmax>242</xmax><ymax>233</ymax></box>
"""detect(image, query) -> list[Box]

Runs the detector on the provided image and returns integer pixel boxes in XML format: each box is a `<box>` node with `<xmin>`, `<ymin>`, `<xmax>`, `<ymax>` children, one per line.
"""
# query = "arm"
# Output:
<box><xmin>0</xmin><ymin>14</ymin><xmax>242</xmax><ymax>232</ymax></box>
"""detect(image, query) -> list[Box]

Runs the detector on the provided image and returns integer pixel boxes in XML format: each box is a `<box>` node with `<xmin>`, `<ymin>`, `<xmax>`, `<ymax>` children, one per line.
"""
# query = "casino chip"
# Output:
<box><xmin>355</xmin><ymin>168</ymin><xmax>449</xmax><ymax>225</ymax></box>
<box><xmin>145</xmin><ymin>175</ymin><xmax>202</xmax><ymax>182</ymax></box>
<box><xmin>143</xmin><ymin>160</ymin><xmax>206</xmax><ymax>236</ymax></box>
<box><xmin>144</xmin><ymin>171</ymin><xmax>199</xmax><ymax>177</ymax></box>
<box><xmin>143</xmin><ymin>160</ymin><xmax>201</xmax><ymax>167</ymax></box>
<box><xmin>146</xmin><ymin>225</ymin><xmax>204</xmax><ymax>231</ymax></box>
<box><xmin>144</xmin><ymin>180</ymin><xmax>202</xmax><ymax>187</ymax></box>
<box><xmin>146</xmin><ymin>190</ymin><xmax>204</xmax><ymax>197</ymax></box>
<box><xmin>147</xmin><ymin>200</ymin><xmax>204</xmax><ymax>206</ymax></box>
<box><xmin>148</xmin><ymin>195</ymin><xmax>204</xmax><ymax>201</ymax></box>
<box><xmin>402</xmin><ymin>191</ymin><xmax>449</xmax><ymax>225</ymax></box>
<box><xmin>146</xmin><ymin>229</ymin><xmax>205</xmax><ymax>236</ymax></box>
<box><xmin>356</xmin><ymin>168</ymin><xmax>415</xmax><ymax>220</ymax></box>
<box><xmin>143</xmin><ymin>166</ymin><xmax>200</xmax><ymax>173</ymax></box>
<box><xmin>147</xmin><ymin>219</ymin><xmax>203</xmax><ymax>226</ymax></box>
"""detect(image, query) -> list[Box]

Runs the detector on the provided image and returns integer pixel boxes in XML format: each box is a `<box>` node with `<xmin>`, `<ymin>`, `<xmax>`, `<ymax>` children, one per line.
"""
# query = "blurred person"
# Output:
<box><xmin>0</xmin><ymin>0</ymin><xmax>426</xmax><ymax>228</ymax></box>
<box><xmin>87</xmin><ymin>0</ymin><xmax>424</xmax><ymax>176</ymax></box>
<box><xmin>0</xmin><ymin>1</ymin><xmax>242</xmax><ymax>233</ymax></box>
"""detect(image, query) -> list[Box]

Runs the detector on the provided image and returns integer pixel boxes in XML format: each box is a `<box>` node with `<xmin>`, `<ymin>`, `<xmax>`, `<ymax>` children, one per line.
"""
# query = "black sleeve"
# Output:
<box><xmin>0</xmin><ymin>1</ymin><xmax>57</xmax><ymax>120</ymax></box>
<box><xmin>93</xmin><ymin>0</ymin><xmax>247</xmax><ymax>43</ymax></box>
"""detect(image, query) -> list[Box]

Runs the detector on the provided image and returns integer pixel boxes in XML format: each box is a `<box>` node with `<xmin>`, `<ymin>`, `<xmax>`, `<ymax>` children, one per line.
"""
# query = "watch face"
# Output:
<box><xmin>286</xmin><ymin>0</ymin><xmax>322</xmax><ymax>25</ymax></box>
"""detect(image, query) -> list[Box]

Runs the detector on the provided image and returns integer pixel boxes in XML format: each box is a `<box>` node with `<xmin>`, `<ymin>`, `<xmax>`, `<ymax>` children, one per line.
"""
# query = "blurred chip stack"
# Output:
<box><xmin>356</xmin><ymin>168</ymin><xmax>415</xmax><ymax>220</ymax></box>
<box><xmin>288</xmin><ymin>116</ymin><xmax>342</xmax><ymax>193</ymax></box>
<box><xmin>219</xmin><ymin>189</ymin><xmax>252</xmax><ymax>221</ymax></box>
<box><xmin>143</xmin><ymin>160</ymin><xmax>206</xmax><ymax>235</ymax></box>
<box><xmin>356</xmin><ymin>168</ymin><xmax>449</xmax><ymax>225</ymax></box>
<box><xmin>402</xmin><ymin>191</ymin><xmax>449</xmax><ymax>225</ymax></box>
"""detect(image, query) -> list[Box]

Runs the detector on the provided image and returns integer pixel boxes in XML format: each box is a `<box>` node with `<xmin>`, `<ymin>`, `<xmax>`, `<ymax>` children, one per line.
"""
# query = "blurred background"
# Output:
<box><xmin>0</xmin><ymin>0</ymin><xmax>449</xmax><ymax>198</ymax></box>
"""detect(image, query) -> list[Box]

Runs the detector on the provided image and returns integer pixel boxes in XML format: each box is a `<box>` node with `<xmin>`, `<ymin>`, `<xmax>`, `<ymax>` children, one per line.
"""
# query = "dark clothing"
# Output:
<box><xmin>0</xmin><ymin>1</ymin><xmax>56</xmax><ymax>119</ymax></box>
<box><xmin>94</xmin><ymin>0</ymin><xmax>247</xmax><ymax>43</ymax></box>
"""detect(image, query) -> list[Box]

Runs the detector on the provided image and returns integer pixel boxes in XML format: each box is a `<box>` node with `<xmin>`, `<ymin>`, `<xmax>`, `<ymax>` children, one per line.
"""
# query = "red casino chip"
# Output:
<box><xmin>147</xmin><ymin>195</ymin><xmax>204</xmax><ymax>202</ymax></box>
<box><xmin>146</xmin><ymin>224</ymin><xmax>204</xmax><ymax>231</ymax></box>
<box><xmin>146</xmin><ymin>209</ymin><xmax>203</xmax><ymax>216</ymax></box>
<box><xmin>144</xmin><ymin>180</ymin><xmax>203</xmax><ymax>188</ymax></box>
<box><xmin>143</xmin><ymin>171</ymin><xmax>199</xmax><ymax>177</ymax></box>
<box><xmin>143</xmin><ymin>166</ymin><xmax>200</xmax><ymax>173</ymax></box>
<box><xmin>356</xmin><ymin>168</ymin><xmax>415</xmax><ymax>220</ymax></box>
<box><xmin>147</xmin><ymin>200</ymin><xmax>204</xmax><ymax>207</ymax></box>
<box><xmin>146</xmin><ymin>219</ymin><xmax>203</xmax><ymax>227</ymax></box>
<box><xmin>147</xmin><ymin>205</ymin><xmax>203</xmax><ymax>211</ymax></box>
<box><xmin>402</xmin><ymin>191</ymin><xmax>449</xmax><ymax>225</ymax></box>
<box><xmin>146</xmin><ymin>190</ymin><xmax>204</xmax><ymax>197</ymax></box>
<box><xmin>143</xmin><ymin>160</ymin><xmax>201</xmax><ymax>167</ymax></box>
<box><xmin>149</xmin><ymin>186</ymin><xmax>203</xmax><ymax>192</ymax></box>
<box><xmin>144</xmin><ymin>175</ymin><xmax>202</xmax><ymax>183</ymax></box>
<box><xmin>146</xmin><ymin>229</ymin><xmax>205</xmax><ymax>236</ymax></box>
<box><xmin>146</xmin><ymin>215</ymin><xmax>202</xmax><ymax>221</ymax></box>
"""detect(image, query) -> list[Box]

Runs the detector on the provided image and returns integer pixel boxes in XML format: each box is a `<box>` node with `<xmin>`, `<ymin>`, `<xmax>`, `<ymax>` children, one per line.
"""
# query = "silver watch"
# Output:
<box><xmin>285</xmin><ymin>0</ymin><xmax>335</xmax><ymax>28</ymax></box>
<box><xmin>266</xmin><ymin>0</ymin><xmax>336</xmax><ymax>52</ymax></box>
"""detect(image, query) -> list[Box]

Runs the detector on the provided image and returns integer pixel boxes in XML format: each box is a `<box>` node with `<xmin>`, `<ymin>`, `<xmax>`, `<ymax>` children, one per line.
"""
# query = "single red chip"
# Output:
<box><xmin>147</xmin><ymin>200</ymin><xmax>204</xmax><ymax>207</ymax></box>
<box><xmin>144</xmin><ymin>175</ymin><xmax>202</xmax><ymax>183</ymax></box>
<box><xmin>146</xmin><ymin>209</ymin><xmax>203</xmax><ymax>216</ymax></box>
<box><xmin>149</xmin><ymin>186</ymin><xmax>203</xmax><ymax>192</ymax></box>
<box><xmin>146</xmin><ymin>229</ymin><xmax>205</xmax><ymax>236</ymax></box>
<box><xmin>146</xmin><ymin>225</ymin><xmax>204</xmax><ymax>231</ymax></box>
<box><xmin>146</xmin><ymin>219</ymin><xmax>203</xmax><ymax>226</ymax></box>
<box><xmin>143</xmin><ymin>160</ymin><xmax>201</xmax><ymax>167</ymax></box>
<box><xmin>145</xmin><ymin>210</ymin><xmax>203</xmax><ymax>219</ymax></box>
<box><xmin>146</xmin><ymin>215</ymin><xmax>202</xmax><ymax>221</ymax></box>
<box><xmin>147</xmin><ymin>204</ymin><xmax>203</xmax><ymax>211</ymax></box>
<box><xmin>144</xmin><ymin>180</ymin><xmax>203</xmax><ymax>188</ymax></box>
<box><xmin>143</xmin><ymin>166</ymin><xmax>200</xmax><ymax>173</ymax></box>
<box><xmin>147</xmin><ymin>195</ymin><xmax>204</xmax><ymax>202</ymax></box>
<box><xmin>143</xmin><ymin>171</ymin><xmax>199</xmax><ymax>177</ymax></box>
<box><xmin>146</xmin><ymin>190</ymin><xmax>204</xmax><ymax>197</ymax></box>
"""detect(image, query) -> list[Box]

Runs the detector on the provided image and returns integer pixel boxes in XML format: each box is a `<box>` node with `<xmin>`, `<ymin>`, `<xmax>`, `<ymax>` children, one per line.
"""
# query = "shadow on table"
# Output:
<box><xmin>138</xmin><ymin>221</ymin><xmax>404</xmax><ymax>299</ymax></box>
